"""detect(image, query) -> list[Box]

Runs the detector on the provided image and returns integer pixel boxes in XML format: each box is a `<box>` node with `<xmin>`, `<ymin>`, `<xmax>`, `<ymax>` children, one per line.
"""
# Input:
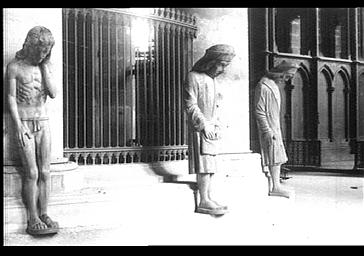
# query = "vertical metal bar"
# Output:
<box><xmin>171</xmin><ymin>25</ymin><xmax>176</xmax><ymax>146</ymax></box>
<box><xmin>161</xmin><ymin>23</ymin><xmax>166</xmax><ymax>146</ymax></box>
<box><xmin>143</xmin><ymin>38</ymin><xmax>148</xmax><ymax>145</ymax></box>
<box><xmin>166</xmin><ymin>24</ymin><xmax>171</xmax><ymax>145</ymax></box>
<box><xmin>181</xmin><ymin>27</ymin><xmax>186</xmax><ymax>145</ymax></box>
<box><xmin>130</xmin><ymin>22</ymin><xmax>136</xmax><ymax>146</ymax></box>
<box><xmin>135</xmin><ymin>47</ymin><xmax>139</xmax><ymax>146</ymax></box>
<box><xmin>122</xmin><ymin>16</ymin><xmax>126</xmax><ymax>146</ymax></box>
<box><xmin>100</xmin><ymin>13</ymin><xmax>103</xmax><ymax>147</ymax></box>
<box><xmin>83</xmin><ymin>9</ymin><xmax>87</xmax><ymax>148</ymax></box>
<box><xmin>63</xmin><ymin>9</ymin><xmax>69</xmax><ymax>149</ymax></box>
<box><xmin>129</xmin><ymin>18</ymin><xmax>133</xmax><ymax>146</ymax></box>
<box><xmin>92</xmin><ymin>10</ymin><xmax>97</xmax><ymax>148</ymax></box>
<box><xmin>187</xmin><ymin>29</ymin><xmax>193</xmax><ymax>144</ymax></box>
<box><xmin>176</xmin><ymin>27</ymin><xmax>181</xmax><ymax>145</ymax></box>
<box><xmin>74</xmin><ymin>9</ymin><xmax>79</xmax><ymax>148</ymax></box>
<box><xmin>155</xmin><ymin>21</ymin><xmax>160</xmax><ymax>146</ymax></box>
<box><xmin>107</xmin><ymin>13</ymin><xmax>111</xmax><ymax>147</ymax></box>
<box><xmin>149</xmin><ymin>24</ymin><xmax>154</xmax><ymax>146</ymax></box>
<box><xmin>115</xmin><ymin>14</ymin><xmax>120</xmax><ymax>147</ymax></box>
<box><xmin>181</xmin><ymin>28</ymin><xmax>189</xmax><ymax>145</ymax></box>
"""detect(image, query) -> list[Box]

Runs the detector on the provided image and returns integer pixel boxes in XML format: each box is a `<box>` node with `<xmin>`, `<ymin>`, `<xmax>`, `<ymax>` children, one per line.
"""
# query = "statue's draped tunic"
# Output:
<box><xmin>184</xmin><ymin>71</ymin><xmax>221</xmax><ymax>174</ymax></box>
<box><xmin>254</xmin><ymin>76</ymin><xmax>288</xmax><ymax>166</ymax></box>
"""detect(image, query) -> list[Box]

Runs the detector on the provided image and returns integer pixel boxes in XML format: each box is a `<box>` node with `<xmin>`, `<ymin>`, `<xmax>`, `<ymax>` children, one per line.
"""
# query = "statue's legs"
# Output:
<box><xmin>197</xmin><ymin>173</ymin><xmax>212</xmax><ymax>208</ymax></box>
<box><xmin>18</xmin><ymin>121</ymin><xmax>47</xmax><ymax>231</ymax></box>
<box><xmin>35</xmin><ymin>121</ymin><xmax>51</xmax><ymax>216</ymax></box>
<box><xmin>208</xmin><ymin>174</ymin><xmax>227</xmax><ymax>209</ymax></box>
<box><xmin>268</xmin><ymin>164</ymin><xmax>290</xmax><ymax>198</ymax></box>
<box><xmin>262</xmin><ymin>165</ymin><xmax>273</xmax><ymax>193</ymax></box>
<box><xmin>196</xmin><ymin>173</ymin><xmax>226</xmax><ymax>215</ymax></box>
<box><xmin>35</xmin><ymin>121</ymin><xmax>59</xmax><ymax>229</ymax></box>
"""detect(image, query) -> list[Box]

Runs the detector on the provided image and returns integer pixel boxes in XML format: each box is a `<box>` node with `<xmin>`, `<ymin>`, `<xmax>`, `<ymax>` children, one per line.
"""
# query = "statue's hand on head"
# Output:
<box><xmin>41</xmin><ymin>52</ymin><xmax>52</xmax><ymax>67</ymax></box>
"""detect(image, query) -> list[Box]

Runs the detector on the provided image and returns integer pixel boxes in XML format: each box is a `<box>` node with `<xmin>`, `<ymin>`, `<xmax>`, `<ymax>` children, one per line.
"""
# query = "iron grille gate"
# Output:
<box><xmin>62</xmin><ymin>8</ymin><xmax>197</xmax><ymax>164</ymax></box>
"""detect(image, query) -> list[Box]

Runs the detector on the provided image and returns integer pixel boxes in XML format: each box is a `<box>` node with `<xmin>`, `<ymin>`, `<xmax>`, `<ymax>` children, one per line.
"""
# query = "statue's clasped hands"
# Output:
<box><xmin>264</xmin><ymin>132</ymin><xmax>276</xmax><ymax>145</ymax></box>
<box><xmin>203</xmin><ymin>124</ymin><xmax>220</xmax><ymax>140</ymax></box>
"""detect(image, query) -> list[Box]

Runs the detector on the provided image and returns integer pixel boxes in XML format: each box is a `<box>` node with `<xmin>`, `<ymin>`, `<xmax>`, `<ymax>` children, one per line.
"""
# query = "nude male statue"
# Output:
<box><xmin>6</xmin><ymin>26</ymin><xmax>59</xmax><ymax>235</ymax></box>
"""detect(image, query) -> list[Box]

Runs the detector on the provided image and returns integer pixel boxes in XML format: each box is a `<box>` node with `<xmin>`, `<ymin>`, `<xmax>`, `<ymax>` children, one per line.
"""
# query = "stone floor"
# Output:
<box><xmin>3</xmin><ymin>170</ymin><xmax>364</xmax><ymax>246</ymax></box>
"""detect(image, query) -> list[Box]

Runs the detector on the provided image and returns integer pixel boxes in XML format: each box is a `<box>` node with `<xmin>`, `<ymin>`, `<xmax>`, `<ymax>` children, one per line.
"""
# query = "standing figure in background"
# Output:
<box><xmin>254</xmin><ymin>60</ymin><xmax>298</xmax><ymax>198</ymax></box>
<box><xmin>184</xmin><ymin>44</ymin><xmax>235</xmax><ymax>215</ymax></box>
<box><xmin>6</xmin><ymin>26</ymin><xmax>59</xmax><ymax>235</ymax></box>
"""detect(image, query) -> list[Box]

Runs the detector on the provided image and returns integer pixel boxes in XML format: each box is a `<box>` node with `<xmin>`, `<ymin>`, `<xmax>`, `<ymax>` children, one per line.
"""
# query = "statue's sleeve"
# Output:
<box><xmin>184</xmin><ymin>72</ymin><xmax>207</xmax><ymax>132</ymax></box>
<box><xmin>254</xmin><ymin>83</ymin><xmax>272</xmax><ymax>135</ymax></box>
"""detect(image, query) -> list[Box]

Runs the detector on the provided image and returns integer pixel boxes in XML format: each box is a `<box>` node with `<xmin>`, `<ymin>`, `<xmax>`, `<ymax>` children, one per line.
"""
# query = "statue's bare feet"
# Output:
<box><xmin>269</xmin><ymin>188</ymin><xmax>291</xmax><ymax>198</ymax></box>
<box><xmin>26</xmin><ymin>217</ymin><xmax>51</xmax><ymax>236</ymax></box>
<box><xmin>211</xmin><ymin>200</ymin><xmax>228</xmax><ymax>210</ymax></box>
<box><xmin>199</xmin><ymin>200</ymin><xmax>217</xmax><ymax>209</ymax></box>
<box><xmin>196</xmin><ymin>200</ymin><xmax>227</xmax><ymax>215</ymax></box>
<box><xmin>39</xmin><ymin>214</ymin><xmax>59</xmax><ymax>229</ymax></box>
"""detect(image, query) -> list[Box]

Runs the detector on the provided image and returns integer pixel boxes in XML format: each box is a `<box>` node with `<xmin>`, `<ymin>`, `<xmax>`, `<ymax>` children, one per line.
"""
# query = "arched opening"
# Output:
<box><xmin>318</xmin><ymin>68</ymin><xmax>332</xmax><ymax>140</ymax></box>
<box><xmin>332</xmin><ymin>70</ymin><xmax>349</xmax><ymax>141</ymax></box>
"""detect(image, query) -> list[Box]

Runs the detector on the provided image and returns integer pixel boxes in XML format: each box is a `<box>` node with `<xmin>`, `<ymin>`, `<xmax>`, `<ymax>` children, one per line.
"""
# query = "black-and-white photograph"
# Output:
<box><xmin>3</xmin><ymin>7</ymin><xmax>364</xmax><ymax>246</ymax></box>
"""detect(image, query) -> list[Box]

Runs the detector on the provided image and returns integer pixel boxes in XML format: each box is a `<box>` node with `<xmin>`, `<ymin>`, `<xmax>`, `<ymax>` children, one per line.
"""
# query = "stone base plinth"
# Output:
<box><xmin>4</xmin><ymin>161</ymin><xmax>79</xmax><ymax>198</ymax></box>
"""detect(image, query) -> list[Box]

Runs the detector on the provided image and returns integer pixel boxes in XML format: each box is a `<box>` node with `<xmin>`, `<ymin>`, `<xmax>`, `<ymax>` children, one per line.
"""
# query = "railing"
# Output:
<box><xmin>62</xmin><ymin>8</ymin><xmax>197</xmax><ymax>164</ymax></box>
<box><xmin>285</xmin><ymin>140</ymin><xmax>321</xmax><ymax>166</ymax></box>
<box><xmin>356</xmin><ymin>141</ymin><xmax>364</xmax><ymax>169</ymax></box>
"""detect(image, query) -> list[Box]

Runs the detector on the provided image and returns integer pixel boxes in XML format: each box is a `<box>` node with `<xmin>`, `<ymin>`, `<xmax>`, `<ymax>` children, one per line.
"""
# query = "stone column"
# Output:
<box><xmin>3</xmin><ymin>8</ymin><xmax>79</xmax><ymax>198</ymax></box>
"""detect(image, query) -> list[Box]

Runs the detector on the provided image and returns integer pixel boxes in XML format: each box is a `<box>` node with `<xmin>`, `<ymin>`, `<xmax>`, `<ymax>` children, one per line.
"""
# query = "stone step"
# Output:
<box><xmin>4</xmin><ymin>154</ymin><xmax>264</xmax><ymax>198</ymax></box>
<box><xmin>5</xmin><ymin>153</ymin><xmax>296</xmax><ymax>235</ymax></box>
<box><xmin>4</xmin><ymin>182</ymin><xmax>196</xmax><ymax>233</ymax></box>
<box><xmin>3</xmin><ymin>161</ymin><xmax>178</xmax><ymax>199</ymax></box>
<box><xmin>4</xmin><ymin>170</ymin><xmax>295</xmax><ymax>234</ymax></box>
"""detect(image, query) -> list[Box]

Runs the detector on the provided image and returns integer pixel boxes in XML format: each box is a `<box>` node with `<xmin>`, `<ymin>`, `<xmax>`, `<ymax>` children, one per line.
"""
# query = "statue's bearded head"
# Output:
<box><xmin>16</xmin><ymin>26</ymin><xmax>55</xmax><ymax>65</ymax></box>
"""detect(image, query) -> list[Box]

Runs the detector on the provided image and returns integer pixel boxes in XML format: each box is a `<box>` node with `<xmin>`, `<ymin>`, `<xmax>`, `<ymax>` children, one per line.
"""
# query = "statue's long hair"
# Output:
<box><xmin>15</xmin><ymin>26</ymin><xmax>55</xmax><ymax>60</ymax></box>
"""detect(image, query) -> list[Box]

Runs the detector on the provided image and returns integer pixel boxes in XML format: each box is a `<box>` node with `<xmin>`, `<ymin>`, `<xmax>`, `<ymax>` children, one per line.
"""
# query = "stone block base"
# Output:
<box><xmin>4</xmin><ymin>161</ymin><xmax>79</xmax><ymax>198</ymax></box>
